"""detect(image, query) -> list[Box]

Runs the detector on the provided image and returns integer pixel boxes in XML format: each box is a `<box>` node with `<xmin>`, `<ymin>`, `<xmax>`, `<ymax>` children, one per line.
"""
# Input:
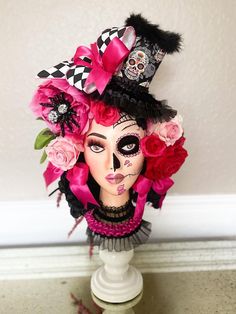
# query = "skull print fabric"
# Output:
<box><xmin>118</xmin><ymin>37</ymin><xmax>166</xmax><ymax>88</ymax></box>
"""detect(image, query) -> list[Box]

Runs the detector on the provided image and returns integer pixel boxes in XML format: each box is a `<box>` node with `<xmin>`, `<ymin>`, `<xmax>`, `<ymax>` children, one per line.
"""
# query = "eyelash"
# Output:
<box><xmin>87</xmin><ymin>140</ymin><xmax>103</xmax><ymax>147</ymax></box>
<box><xmin>87</xmin><ymin>140</ymin><xmax>105</xmax><ymax>153</ymax></box>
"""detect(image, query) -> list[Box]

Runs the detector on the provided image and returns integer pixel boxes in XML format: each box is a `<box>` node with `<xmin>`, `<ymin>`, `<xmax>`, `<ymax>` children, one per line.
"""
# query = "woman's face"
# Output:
<box><xmin>84</xmin><ymin>114</ymin><xmax>145</xmax><ymax>198</ymax></box>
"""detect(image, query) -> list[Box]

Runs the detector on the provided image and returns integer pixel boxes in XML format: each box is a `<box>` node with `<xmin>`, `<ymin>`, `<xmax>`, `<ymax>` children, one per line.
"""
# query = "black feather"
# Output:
<box><xmin>125</xmin><ymin>13</ymin><xmax>182</xmax><ymax>54</ymax></box>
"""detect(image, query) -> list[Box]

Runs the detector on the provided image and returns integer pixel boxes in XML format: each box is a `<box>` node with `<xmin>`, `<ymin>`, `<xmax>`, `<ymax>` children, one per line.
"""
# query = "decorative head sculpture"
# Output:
<box><xmin>30</xmin><ymin>14</ymin><xmax>188</xmax><ymax>252</ymax></box>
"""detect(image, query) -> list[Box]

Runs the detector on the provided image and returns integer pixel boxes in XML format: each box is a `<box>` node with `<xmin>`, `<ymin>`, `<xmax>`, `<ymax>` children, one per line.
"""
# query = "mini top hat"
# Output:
<box><xmin>38</xmin><ymin>14</ymin><xmax>181</xmax><ymax>125</ymax></box>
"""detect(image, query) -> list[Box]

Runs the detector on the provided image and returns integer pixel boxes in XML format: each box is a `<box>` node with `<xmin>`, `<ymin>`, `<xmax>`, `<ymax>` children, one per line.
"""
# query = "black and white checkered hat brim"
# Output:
<box><xmin>37</xmin><ymin>61</ymin><xmax>73</xmax><ymax>79</ymax></box>
<box><xmin>37</xmin><ymin>26</ymin><xmax>135</xmax><ymax>94</ymax></box>
<box><xmin>97</xmin><ymin>27</ymin><xmax>127</xmax><ymax>55</ymax></box>
<box><xmin>66</xmin><ymin>66</ymin><xmax>91</xmax><ymax>92</ymax></box>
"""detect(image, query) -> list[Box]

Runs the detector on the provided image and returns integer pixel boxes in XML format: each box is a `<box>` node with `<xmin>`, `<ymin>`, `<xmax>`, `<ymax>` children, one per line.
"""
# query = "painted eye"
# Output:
<box><xmin>137</xmin><ymin>63</ymin><xmax>144</xmax><ymax>70</ymax></box>
<box><xmin>122</xmin><ymin>143</ymin><xmax>136</xmax><ymax>151</ymax></box>
<box><xmin>117</xmin><ymin>135</ymin><xmax>140</xmax><ymax>156</ymax></box>
<box><xmin>87</xmin><ymin>141</ymin><xmax>105</xmax><ymax>153</ymax></box>
<box><xmin>129</xmin><ymin>58</ymin><xmax>135</xmax><ymax>65</ymax></box>
<box><xmin>89</xmin><ymin>144</ymin><xmax>104</xmax><ymax>153</ymax></box>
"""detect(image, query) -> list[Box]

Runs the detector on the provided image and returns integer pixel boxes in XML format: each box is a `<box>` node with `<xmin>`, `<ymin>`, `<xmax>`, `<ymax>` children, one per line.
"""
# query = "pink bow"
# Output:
<box><xmin>132</xmin><ymin>176</ymin><xmax>153</xmax><ymax>219</ymax></box>
<box><xmin>73</xmin><ymin>37</ymin><xmax>130</xmax><ymax>94</ymax></box>
<box><xmin>152</xmin><ymin>177</ymin><xmax>174</xmax><ymax>208</ymax></box>
<box><xmin>43</xmin><ymin>162</ymin><xmax>63</xmax><ymax>188</ymax></box>
<box><xmin>66</xmin><ymin>163</ymin><xmax>98</xmax><ymax>208</ymax></box>
<box><xmin>132</xmin><ymin>176</ymin><xmax>174</xmax><ymax>219</ymax></box>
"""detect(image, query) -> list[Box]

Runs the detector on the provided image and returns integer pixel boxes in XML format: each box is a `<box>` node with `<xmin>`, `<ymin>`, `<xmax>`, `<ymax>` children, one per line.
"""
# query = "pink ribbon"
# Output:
<box><xmin>66</xmin><ymin>163</ymin><xmax>98</xmax><ymax>208</ymax></box>
<box><xmin>132</xmin><ymin>176</ymin><xmax>153</xmax><ymax>220</ymax></box>
<box><xmin>132</xmin><ymin>176</ymin><xmax>174</xmax><ymax>217</ymax></box>
<box><xmin>73</xmin><ymin>37</ymin><xmax>130</xmax><ymax>94</ymax></box>
<box><xmin>43</xmin><ymin>162</ymin><xmax>63</xmax><ymax>188</ymax></box>
<box><xmin>152</xmin><ymin>177</ymin><xmax>174</xmax><ymax>208</ymax></box>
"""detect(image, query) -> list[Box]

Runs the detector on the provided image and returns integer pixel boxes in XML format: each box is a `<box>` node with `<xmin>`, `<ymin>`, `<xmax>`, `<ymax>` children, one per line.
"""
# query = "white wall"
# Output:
<box><xmin>0</xmin><ymin>0</ymin><xmax>236</xmax><ymax>201</ymax></box>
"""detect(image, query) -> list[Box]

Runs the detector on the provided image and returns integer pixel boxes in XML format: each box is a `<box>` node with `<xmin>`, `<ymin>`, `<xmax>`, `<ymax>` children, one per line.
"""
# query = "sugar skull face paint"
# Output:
<box><xmin>117</xmin><ymin>184</ymin><xmax>126</xmax><ymax>195</ymax></box>
<box><xmin>116</xmin><ymin>133</ymin><xmax>141</xmax><ymax>157</ymax></box>
<box><xmin>124</xmin><ymin>160</ymin><xmax>132</xmax><ymax>167</ymax></box>
<box><xmin>84</xmin><ymin>113</ymin><xmax>145</xmax><ymax>204</ymax></box>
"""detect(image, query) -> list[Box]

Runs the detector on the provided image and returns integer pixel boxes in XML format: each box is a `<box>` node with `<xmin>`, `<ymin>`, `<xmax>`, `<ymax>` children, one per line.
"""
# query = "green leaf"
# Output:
<box><xmin>34</xmin><ymin>128</ymin><xmax>56</xmax><ymax>150</ymax></box>
<box><xmin>40</xmin><ymin>150</ymin><xmax>47</xmax><ymax>164</ymax></box>
<box><xmin>36</xmin><ymin>117</ymin><xmax>44</xmax><ymax>121</ymax></box>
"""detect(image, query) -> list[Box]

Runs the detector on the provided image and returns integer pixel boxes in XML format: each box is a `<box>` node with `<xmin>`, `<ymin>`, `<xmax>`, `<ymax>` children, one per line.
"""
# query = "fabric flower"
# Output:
<box><xmin>145</xmin><ymin>137</ymin><xmax>188</xmax><ymax>180</ymax></box>
<box><xmin>148</xmin><ymin>115</ymin><xmax>183</xmax><ymax>146</ymax></box>
<box><xmin>90</xmin><ymin>100</ymin><xmax>120</xmax><ymax>126</ymax></box>
<box><xmin>140</xmin><ymin>134</ymin><xmax>166</xmax><ymax>157</ymax></box>
<box><xmin>30</xmin><ymin>79</ymin><xmax>90</xmax><ymax>136</ymax></box>
<box><xmin>45</xmin><ymin>135</ymin><xmax>82</xmax><ymax>171</ymax></box>
<box><xmin>157</xmin><ymin>115</ymin><xmax>183</xmax><ymax>146</ymax></box>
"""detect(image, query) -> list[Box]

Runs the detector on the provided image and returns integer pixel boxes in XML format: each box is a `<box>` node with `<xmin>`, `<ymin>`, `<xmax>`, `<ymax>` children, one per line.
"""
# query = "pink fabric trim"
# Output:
<box><xmin>85</xmin><ymin>211</ymin><xmax>142</xmax><ymax>237</ymax></box>
<box><xmin>43</xmin><ymin>162</ymin><xmax>63</xmax><ymax>188</ymax></box>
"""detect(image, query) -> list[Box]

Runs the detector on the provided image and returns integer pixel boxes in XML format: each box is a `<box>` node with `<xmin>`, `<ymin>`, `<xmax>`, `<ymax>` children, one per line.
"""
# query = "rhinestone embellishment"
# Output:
<box><xmin>58</xmin><ymin>104</ymin><xmax>68</xmax><ymax>114</ymax></box>
<box><xmin>48</xmin><ymin>110</ymin><xmax>58</xmax><ymax>123</ymax></box>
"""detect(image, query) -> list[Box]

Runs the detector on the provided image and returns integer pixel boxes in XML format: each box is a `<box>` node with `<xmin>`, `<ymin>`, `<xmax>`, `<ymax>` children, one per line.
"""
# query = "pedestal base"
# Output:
<box><xmin>91</xmin><ymin>291</ymin><xmax>143</xmax><ymax>314</ymax></box>
<box><xmin>91</xmin><ymin>249</ymin><xmax>143</xmax><ymax>303</ymax></box>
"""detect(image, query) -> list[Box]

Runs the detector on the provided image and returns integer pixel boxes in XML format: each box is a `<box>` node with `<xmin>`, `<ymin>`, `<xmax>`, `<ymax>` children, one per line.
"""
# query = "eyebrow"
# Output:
<box><xmin>121</xmin><ymin>122</ymin><xmax>138</xmax><ymax>131</ymax></box>
<box><xmin>87</xmin><ymin>132</ymin><xmax>107</xmax><ymax>139</ymax></box>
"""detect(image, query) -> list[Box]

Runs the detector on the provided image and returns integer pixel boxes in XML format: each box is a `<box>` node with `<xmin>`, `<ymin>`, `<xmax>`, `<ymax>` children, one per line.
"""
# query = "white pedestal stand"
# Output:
<box><xmin>91</xmin><ymin>249</ymin><xmax>143</xmax><ymax>313</ymax></box>
<box><xmin>92</xmin><ymin>291</ymin><xmax>142</xmax><ymax>314</ymax></box>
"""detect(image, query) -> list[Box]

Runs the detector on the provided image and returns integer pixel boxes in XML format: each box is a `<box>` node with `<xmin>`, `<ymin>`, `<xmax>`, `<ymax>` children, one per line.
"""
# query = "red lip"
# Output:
<box><xmin>105</xmin><ymin>174</ymin><xmax>125</xmax><ymax>185</ymax></box>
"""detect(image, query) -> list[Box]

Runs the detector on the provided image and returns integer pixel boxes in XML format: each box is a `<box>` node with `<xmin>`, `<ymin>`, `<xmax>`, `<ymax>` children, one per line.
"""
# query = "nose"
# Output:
<box><xmin>113</xmin><ymin>153</ymin><xmax>121</xmax><ymax>172</ymax></box>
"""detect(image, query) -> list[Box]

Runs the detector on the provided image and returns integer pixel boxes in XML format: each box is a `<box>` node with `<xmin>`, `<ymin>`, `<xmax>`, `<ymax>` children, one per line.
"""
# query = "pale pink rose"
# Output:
<box><xmin>45</xmin><ymin>136</ymin><xmax>82</xmax><ymax>171</ymax></box>
<box><xmin>156</xmin><ymin>115</ymin><xmax>183</xmax><ymax>146</ymax></box>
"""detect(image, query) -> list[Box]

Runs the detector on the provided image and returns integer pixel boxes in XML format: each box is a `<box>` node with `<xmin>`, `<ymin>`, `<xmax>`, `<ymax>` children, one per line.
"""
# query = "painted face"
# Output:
<box><xmin>84</xmin><ymin>114</ymin><xmax>145</xmax><ymax>198</ymax></box>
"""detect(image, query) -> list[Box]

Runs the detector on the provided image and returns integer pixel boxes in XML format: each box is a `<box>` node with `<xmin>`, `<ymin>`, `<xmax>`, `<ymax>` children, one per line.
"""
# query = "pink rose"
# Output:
<box><xmin>45</xmin><ymin>136</ymin><xmax>82</xmax><ymax>171</ymax></box>
<box><xmin>155</xmin><ymin>115</ymin><xmax>183</xmax><ymax>146</ymax></box>
<box><xmin>29</xmin><ymin>79</ymin><xmax>90</xmax><ymax>136</ymax></box>
<box><xmin>90</xmin><ymin>100</ymin><xmax>120</xmax><ymax>126</ymax></box>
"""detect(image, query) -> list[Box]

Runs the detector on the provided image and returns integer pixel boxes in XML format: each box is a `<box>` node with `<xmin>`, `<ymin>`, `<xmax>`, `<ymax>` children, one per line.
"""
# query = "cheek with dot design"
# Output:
<box><xmin>124</xmin><ymin>160</ymin><xmax>133</xmax><ymax>167</ymax></box>
<box><xmin>117</xmin><ymin>184</ymin><xmax>126</xmax><ymax>195</ymax></box>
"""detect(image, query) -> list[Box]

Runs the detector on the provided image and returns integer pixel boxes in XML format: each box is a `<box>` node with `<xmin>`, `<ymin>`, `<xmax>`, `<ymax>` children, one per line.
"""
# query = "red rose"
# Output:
<box><xmin>90</xmin><ymin>100</ymin><xmax>120</xmax><ymax>126</ymax></box>
<box><xmin>140</xmin><ymin>134</ymin><xmax>166</xmax><ymax>157</ymax></box>
<box><xmin>145</xmin><ymin>137</ymin><xmax>188</xmax><ymax>180</ymax></box>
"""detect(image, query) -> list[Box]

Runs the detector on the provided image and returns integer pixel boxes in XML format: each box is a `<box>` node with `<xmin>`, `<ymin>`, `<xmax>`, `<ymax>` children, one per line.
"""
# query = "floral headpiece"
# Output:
<box><xmin>37</xmin><ymin>14</ymin><xmax>181</xmax><ymax>123</ymax></box>
<box><xmin>30</xmin><ymin>14</ymin><xmax>187</xmax><ymax>251</ymax></box>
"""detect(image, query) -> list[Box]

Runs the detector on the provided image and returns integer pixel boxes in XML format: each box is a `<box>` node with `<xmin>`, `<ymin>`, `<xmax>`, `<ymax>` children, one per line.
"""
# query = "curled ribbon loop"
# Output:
<box><xmin>43</xmin><ymin>162</ymin><xmax>63</xmax><ymax>188</ymax></box>
<box><xmin>132</xmin><ymin>176</ymin><xmax>174</xmax><ymax>216</ymax></box>
<box><xmin>73</xmin><ymin>37</ymin><xmax>130</xmax><ymax>94</ymax></box>
<box><xmin>37</xmin><ymin>26</ymin><xmax>136</xmax><ymax>94</ymax></box>
<box><xmin>152</xmin><ymin>177</ymin><xmax>174</xmax><ymax>208</ymax></box>
<box><xmin>66</xmin><ymin>163</ymin><xmax>98</xmax><ymax>208</ymax></box>
<box><xmin>132</xmin><ymin>175</ymin><xmax>153</xmax><ymax>219</ymax></box>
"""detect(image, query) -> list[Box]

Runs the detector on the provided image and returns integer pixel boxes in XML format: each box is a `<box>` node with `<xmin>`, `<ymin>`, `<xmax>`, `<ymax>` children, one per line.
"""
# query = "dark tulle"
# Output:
<box><xmin>90</xmin><ymin>77</ymin><xmax>177</xmax><ymax>123</ymax></box>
